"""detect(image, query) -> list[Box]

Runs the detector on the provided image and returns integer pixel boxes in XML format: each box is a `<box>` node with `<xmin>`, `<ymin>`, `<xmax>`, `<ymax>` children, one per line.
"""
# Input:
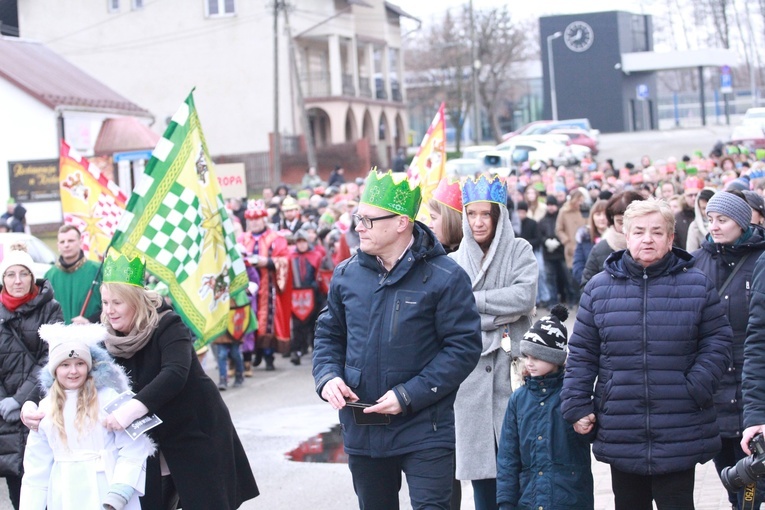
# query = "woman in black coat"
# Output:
<box><xmin>692</xmin><ymin>190</ymin><xmax>765</xmax><ymax>509</ymax></box>
<box><xmin>0</xmin><ymin>246</ymin><xmax>62</xmax><ymax>509</ymax></box>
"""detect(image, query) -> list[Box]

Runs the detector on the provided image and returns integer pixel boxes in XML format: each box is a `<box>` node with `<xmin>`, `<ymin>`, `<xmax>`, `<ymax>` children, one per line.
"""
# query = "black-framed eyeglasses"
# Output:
<box><xmin>353</xmin><ymin>213</ymin><xmax>399</xmax><ymax>229</ymax></box>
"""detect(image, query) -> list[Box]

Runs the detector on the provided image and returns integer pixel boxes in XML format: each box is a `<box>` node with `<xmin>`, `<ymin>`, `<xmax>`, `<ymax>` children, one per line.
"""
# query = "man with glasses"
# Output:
<box><xmin>313</xmin><ymin>170</ymin><xmax>482</xmax><ymax>509</ymax></box>
<box><xmin>673</xmin><ymin>176</ymin><xmax>704</xmax><ymax>250</ymax></box>
<box><xmin>45</xmin><ymin>225</ymin><xmax>101</xmax><ymax>324</ymax></box>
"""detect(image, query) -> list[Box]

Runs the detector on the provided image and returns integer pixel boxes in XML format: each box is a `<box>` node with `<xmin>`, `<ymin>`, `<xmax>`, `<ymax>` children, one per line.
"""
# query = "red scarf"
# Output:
<box><xmin>0</xmin><ymin>285</ymin><xmax>39</xmax><ymax>312</ymax></box>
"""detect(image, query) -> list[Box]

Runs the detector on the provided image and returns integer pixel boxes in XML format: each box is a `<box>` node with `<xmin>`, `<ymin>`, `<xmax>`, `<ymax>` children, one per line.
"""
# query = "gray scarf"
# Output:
<box><xmin>103</xmin><ymin>310</ymin><xmax>168</xmax><ymax>359</ymax></box>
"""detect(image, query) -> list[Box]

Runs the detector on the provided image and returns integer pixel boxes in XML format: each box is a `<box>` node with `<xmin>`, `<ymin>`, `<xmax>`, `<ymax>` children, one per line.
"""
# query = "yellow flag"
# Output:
<box><xmin>59</xmin><ymin>141</ymin><xmax>127</xmax><ymax>260</ymax></box>
<box><xmin>407</xmin><ymin>103</ymin><xmax>446</xmax><ymax>222</ymax></box>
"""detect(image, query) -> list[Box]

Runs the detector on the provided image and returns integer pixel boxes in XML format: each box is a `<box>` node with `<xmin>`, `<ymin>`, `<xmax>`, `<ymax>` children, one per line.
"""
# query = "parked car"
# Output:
<box><xmin>445</xmin><ymin>158</ymin><xmax>484</xmax><ymax>179</ymax></box>
<box><xmin>548</xmin><ymin>128</ymin><xmax>599</xmax><ymax>156</ymax></box>
<box><xmin>741</xmin><ymin>107</ymin><xmax>765</xmax><ymax>130</ymax></box>
<box><xmin>461</xmin><ymin>145</ymin><xmax>496</xmax><ymax>160</ymax></box>
<box><xmin>502</xmin><ymin>118</ymin><xmax>600</xmax><ymax>142</ymax></box>
<box><xmin>0</xmin><ymin>233</ymin><xmax>57</xmax><ymax>280</ymax></box>
<box><xmin>495</xmin><ymin>137</ymin><xmax>584</xmax><ymax>167</ymax></box>
<box><xmin>729</xmin><ymin>124</ymin><xmax>765</xmax><ymax>150</ymax></box>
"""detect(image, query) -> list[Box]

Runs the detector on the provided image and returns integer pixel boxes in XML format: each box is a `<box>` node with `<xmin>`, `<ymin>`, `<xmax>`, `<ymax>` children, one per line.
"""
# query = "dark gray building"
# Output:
<box><xmin>540</xmin><ymin>11</ymin><xmax>659</xmax><ymax>133</ymax></box>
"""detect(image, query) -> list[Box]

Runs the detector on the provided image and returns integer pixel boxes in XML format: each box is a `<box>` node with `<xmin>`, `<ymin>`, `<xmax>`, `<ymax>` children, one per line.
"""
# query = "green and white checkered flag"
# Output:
<box><xmin>111</xmin><ymin>90</ymin><xmax>250</xmax><ymax>349</ymax></box>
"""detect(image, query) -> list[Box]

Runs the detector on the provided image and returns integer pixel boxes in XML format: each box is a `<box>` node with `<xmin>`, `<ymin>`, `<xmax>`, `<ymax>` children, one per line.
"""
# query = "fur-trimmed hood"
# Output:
<box><xmin>39</xmin><ymin>343</ymin><xmax>131</xmax><ymax>396</ymax></box>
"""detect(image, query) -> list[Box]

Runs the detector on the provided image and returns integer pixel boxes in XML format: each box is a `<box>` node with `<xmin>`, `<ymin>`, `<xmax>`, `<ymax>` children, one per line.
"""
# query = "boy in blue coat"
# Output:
<box><xmin>497</xmin><ymin>305</ymin><xmax>594</xmax><ymax>510</ymax></box>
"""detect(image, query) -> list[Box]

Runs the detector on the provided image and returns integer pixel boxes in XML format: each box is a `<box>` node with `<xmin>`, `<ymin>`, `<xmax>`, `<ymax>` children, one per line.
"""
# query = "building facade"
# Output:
<box><xmin>17</xmin><ymin>0</ymin><xmax>412</xmax><ymax>185</ymax></box>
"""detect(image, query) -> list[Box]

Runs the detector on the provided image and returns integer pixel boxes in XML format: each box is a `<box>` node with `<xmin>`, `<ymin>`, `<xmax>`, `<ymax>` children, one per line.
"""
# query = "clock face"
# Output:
<box><xmin>564</xmin><ymin>21</ymin><xmax>594</xmax><ymax>52</ymax></box>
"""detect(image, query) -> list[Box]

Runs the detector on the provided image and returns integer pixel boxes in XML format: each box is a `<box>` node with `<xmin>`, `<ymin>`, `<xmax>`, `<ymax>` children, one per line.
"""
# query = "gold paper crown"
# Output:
<box><xmin>359</xmin><ymin>169</ymin><xmax>422</xmax><ymax>220</ymax></box>
<box><xmin>102</xmin><ymin>252</ymin><xmax>146</xmax><ymax>287</ymax></box>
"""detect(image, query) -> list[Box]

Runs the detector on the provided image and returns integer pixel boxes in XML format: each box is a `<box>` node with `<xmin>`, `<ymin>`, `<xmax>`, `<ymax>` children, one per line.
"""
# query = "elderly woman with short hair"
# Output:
<box><xmin>562</xmin><ymin>199</ymin><xmax>733</xmax><ymax>510</ymax></box>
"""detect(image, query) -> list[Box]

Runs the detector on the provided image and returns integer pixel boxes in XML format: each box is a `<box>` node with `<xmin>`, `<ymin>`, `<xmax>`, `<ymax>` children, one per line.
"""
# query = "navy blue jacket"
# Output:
<box><xmin>497</xmin><ymin>370</ymin><xmax>593</xmax><ymax>510</ymax></box>
<box><xmin>312</xmin><ymin>222</ymin><xmax>482</xmax><ymax>457</ymax></box>
<box><xmin>693</xmin><ymin>226</ymin><xmax>765</xmax><ymax>438</ymax></box>
<box><xmin>562</xmin><ymin>248</ymin><xmax>732</xmax><ymax>475</ymax></box>
<box><xmin>572</xmin><ymin>227</ymin><xmax>594</xmax><ymax>285</ymax></box>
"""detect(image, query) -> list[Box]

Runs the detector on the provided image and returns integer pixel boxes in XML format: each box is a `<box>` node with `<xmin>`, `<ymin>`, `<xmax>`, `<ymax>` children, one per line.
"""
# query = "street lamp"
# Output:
<box><xmin>547</xmin><ymin>31</ymin><xmax>562</xmax><ymax>121</ymax></box>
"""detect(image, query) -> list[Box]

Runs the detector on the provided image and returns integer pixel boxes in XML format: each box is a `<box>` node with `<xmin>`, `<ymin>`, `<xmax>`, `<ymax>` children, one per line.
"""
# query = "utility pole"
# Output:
<box><xmin>469</xmin><ymin>0</ymin><xmax>481</xmax><ymax>145</ymax></box>
<box><xmin>282</xmin><ymin>2</ymin><xmax>318</xmax><ymax>170</ymax></box>
<box><xmin>272</xmin><ymin>1</ymin><xmax>282</xmax><ymax>186</ymax></box>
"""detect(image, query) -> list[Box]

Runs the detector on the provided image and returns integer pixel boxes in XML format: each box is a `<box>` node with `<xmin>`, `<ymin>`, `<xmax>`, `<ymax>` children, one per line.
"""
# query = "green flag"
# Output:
<box><xmin>111</xmin><ymin>90</ymin><xmax>250</xmax><ymax>349</ymax></box>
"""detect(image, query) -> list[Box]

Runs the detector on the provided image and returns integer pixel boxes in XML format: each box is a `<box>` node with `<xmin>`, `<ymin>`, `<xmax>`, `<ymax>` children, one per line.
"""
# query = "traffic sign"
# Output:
<box><xmin>721</xmin><ymin>67</ymin><xmax>733</xmax><ymax>94</ymax></box>
<box><xmin>636</xmin><ymin>84</ymin><xmax>649</xmax><ymax>100</ymax></box>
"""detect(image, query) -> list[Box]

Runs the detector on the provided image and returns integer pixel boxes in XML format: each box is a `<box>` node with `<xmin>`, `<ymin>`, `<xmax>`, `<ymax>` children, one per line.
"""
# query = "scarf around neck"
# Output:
<box><xmin>0</xmin><ymin>284</ymin><xmax>39</xmax><ymax>312</ymax></box>
<box><xmin>103</xmin><ymin>310</ymin><xmax>168</xmax><ymax>359</ymax></box>
<box><xmin>57</xmin><ymin>251</ymin><xmax>86</xmax><ymax>273</ymax></box>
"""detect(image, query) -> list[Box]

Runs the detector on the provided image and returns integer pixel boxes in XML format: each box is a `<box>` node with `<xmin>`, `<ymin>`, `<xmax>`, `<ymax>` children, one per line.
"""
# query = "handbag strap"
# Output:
<box><xmin>718</xmin><ymin>252</ymin><xmax>752</xmax><ymax>297</ymax></box>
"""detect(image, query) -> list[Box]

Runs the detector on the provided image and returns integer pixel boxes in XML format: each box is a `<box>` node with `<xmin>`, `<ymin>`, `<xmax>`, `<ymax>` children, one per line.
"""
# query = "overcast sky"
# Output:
<box><xmin>404</xmin><ymin>0</ymin><xmax>655</xmax><ymax>27</ymax></box>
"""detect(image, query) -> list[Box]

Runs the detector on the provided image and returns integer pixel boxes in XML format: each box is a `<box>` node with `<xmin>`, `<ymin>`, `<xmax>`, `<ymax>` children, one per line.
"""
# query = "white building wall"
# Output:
<box><xmin>0</xmin><ymin>78</ymin><xmax>62</xmax><ymax>225</ymax></box>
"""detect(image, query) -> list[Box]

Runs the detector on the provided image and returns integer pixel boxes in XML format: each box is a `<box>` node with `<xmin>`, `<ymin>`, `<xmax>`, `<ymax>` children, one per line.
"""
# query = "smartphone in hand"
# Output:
<box><xmin>345</xmin><ymin>401</ymin><xmax>391</xmax><ymax>426</ymax></box>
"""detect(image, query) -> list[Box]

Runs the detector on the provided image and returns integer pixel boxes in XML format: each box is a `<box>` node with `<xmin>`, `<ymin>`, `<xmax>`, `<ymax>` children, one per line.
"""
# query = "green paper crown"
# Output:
<box><xmin>103</xmin><ymin>252</ymin><xmax>146</xmax><ymax>287</ymax></box>
<box><xmin>359</xmin><ymin>169</ymin><xmax>422</xmax><ymax>220</ymax></box>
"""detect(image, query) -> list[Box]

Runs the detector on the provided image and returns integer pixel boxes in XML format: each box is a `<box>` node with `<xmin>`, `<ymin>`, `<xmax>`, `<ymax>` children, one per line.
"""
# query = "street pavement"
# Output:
<box><xmin>0</xmin><ymin>123</ymin><xmax>751</xmax><ymax>509</ymax></box>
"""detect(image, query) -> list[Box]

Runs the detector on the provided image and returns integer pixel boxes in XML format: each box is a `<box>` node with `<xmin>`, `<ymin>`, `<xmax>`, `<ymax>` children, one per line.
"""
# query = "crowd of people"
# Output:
<box><xmin>2</xmin><ymin>140</ymin><xmax>765</xmax><ymax>509</ymax></box>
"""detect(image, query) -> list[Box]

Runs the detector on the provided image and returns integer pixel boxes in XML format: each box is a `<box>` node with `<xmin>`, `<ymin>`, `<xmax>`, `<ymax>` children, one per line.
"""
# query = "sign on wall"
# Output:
<box><xmin>7</xmin><ymin>159</ymin><xmax>60</xmax><ymax>202</ymax></box>
<box><xmin>215</xmin><ymin>163</ymin><xmax>247</xmax><ymax>199</ymax></box>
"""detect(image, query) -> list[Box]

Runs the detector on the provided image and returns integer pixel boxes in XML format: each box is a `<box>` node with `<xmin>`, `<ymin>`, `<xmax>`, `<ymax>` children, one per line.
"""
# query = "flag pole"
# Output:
<box><xmin>78</xmin><ymin>243</ymin><xmax>113</xmax><ymax>318</ymax></box>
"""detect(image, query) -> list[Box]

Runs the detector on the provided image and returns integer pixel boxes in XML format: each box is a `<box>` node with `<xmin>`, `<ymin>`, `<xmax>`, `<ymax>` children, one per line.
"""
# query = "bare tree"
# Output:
<box><xmin>472</xmin><ymin>6</ymin><xmax>532</xmax><ymax>142</ymax></box>
<box><xmin>405</xmin><ymin>10</ymin><xmax>473</xmax><ymax>151</ymax></box>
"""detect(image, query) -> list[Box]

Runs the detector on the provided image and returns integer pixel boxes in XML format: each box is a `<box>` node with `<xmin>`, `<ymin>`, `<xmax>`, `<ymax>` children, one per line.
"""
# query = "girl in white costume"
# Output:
<box><xmin>20</xmin><ymin>323</ymin><xmax>154</xmax><ymax>510</ymax></box>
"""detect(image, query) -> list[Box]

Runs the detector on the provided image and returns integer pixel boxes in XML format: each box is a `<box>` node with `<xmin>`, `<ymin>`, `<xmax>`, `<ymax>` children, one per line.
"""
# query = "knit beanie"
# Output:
<box><xmin>726</xmin><ymin>176</ymin><xmax>751</xmax><ymax>192</ymax></box>
<box><xmin>743</xmin><ymin>190</ymin><xmax>765</xmax><ymax>218</ymax></box>
<box><xmin>706</xmin><ymin>191</ymin><xmax>752</xmax><ymax>231</ymax></box>
<box><xmin>520</xmin><ymin>305</ymin><xmax>569</xmax><ymax>366</ymax></box>
<box><xmin>0</xmin><ymin>245</ymin><xmax>35</xmax><ymax>279</ymax></box>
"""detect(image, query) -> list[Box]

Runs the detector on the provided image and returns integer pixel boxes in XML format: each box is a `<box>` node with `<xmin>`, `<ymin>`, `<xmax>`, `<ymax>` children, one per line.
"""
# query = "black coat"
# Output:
<box><xmin>740</xmin><ymin>253</ymin><xmax>765</xmax><ymax>430</ymax></box>
<box><xmin>116</xmin><ymin>308</ymin><xmax>258</xmax><ymax>509</ymax></box>
<box><xmin>0</xmin><ymin>280</ymin><xmax>62</xmax><ymax>477</ymax></box>
<box><xmin>674</xmin><ymin>207</ymin><xmax>695</xmax><ymax>250</ymax></box>
<box><xmin>693</xmin><ymin>227</ymin><xmax>765</xmax><ymax>437</ymax></box>
<box><xmin>580</xmin><ymin>238</ymin><xmax>613</xmax><ymax>288</ymax></box>
<box><xmin>518</xmin><ymin>217</ymin><xmax>541</xmax><ymax>251</ymax></box>
<box><xmin>538</xmin><ymin>211</ymin><xmax>564</xmax><ymax>261</ymax></box>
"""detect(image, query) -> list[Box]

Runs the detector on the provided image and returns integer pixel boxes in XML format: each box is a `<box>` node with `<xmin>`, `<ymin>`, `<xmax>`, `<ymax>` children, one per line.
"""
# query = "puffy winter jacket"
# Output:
<box><xmin>0</xmin><ymin>279</ymin><xmax>62</xmax><ymax>476</ymax></box>
<box><xmin>497</xmin><ymin>370</ymin><xmax>593</xmax><ymax>510</ymax></box>
<box><xmin>692</xmin><ymin>226</ymin><xmax>765</xmax><ymax>438</ymax></box>
<box><xmin>562</xmin><ymin>248</ymin><xmax>732</xmax><ymax>475</ymax></box>
<box><xmin>313</xmin><ymin>222</ymin><xmax>482</xmax><ymax>457</ymax></box>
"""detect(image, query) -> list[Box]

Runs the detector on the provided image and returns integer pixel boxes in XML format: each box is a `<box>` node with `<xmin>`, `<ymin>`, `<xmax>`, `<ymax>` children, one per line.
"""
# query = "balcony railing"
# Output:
<box><xmin>342</xmin><ymin>74</ymin><xmax>356</xmax><ymax>96</ymax></box>
<box><xmin>359</xmin><ymin>77</ymin><xmax>372</xmax><ymax>98</ymax></box>
<box><xmin>301</xmin><ymin>72</ymin><xmax>330</xmax><ymax>98</ymax></box>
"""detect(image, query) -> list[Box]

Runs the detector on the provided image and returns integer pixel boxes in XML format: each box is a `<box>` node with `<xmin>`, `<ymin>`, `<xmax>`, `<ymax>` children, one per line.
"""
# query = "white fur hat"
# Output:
<box><xmin>39</xmin><ymin>323</ymin><xmax>107</xmax><ymax>375</ymax></box>
<box><xmin>0</xmin><ymin>244</ymin><xmax>35</xmax><ymax>279</ymax></box>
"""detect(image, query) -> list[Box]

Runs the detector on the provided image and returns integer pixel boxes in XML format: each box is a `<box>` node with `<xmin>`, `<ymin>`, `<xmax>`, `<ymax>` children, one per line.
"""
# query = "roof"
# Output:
<box><xmin>93</xmin><ymin>117</ymin><xmax>161</xmax><ymax>156</ymax></box>
<box><xmin>0</xmin><ymin>36</ymin><xmax>151</xmax><ymax>117</ymax></box>
<box><xmin>384</xmin><ymin>1</ymin><xmax>419</xmax><ymax>22</ymax></box>
<box><xmin>620</xmin><ymin>49</ymin><xmax>738</xmax><ymax>73</ymax></box>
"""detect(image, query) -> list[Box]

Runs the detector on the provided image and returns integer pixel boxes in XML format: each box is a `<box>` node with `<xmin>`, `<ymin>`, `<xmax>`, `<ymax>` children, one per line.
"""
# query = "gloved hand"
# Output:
<box><xmin>4</xmin><ymin>409</ymin><xmax>20</xmax><ymax>423</ymax></box>
<box><xmin>0</xmin><ymin>397</ymin><xmax>20</xmax><ymax>421</ymax></box>
<box><xmin>544</xmin><ymin>238</ymin><xmax>561</xmax><ymax>253</ymax></box>
<box><xmin>247</xmin><ymin>281</ymin><xmax>260</xmax><ymax>295</ymax></box>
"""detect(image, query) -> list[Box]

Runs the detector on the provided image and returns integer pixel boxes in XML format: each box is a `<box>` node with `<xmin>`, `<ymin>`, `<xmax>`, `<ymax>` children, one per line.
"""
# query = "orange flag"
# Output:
<box><xmin>407</xmin><ymin>103</ymin><xmax>446</xmax><ymax>222</ymax></box>
<box><xmin>59</xmin><ymin>141</ymin><xmax>127</xmax><ymax>260</ymax></box>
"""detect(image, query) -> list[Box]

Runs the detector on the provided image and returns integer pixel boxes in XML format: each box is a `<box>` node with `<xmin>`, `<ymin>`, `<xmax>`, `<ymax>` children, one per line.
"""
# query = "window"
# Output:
<box><xmin>132</xmin><ymin>0</ymin><xmax>144</xmax><ymax>9</ymax></box>
<box><xmin>108</xmin><ymin>0</ymin><xmax>120</xmax><ymax>13</ymax></box>
<box><xmin>206</xmin><ymin>0</ymin><xmax>235</xmax><ymax>17</ymax></box>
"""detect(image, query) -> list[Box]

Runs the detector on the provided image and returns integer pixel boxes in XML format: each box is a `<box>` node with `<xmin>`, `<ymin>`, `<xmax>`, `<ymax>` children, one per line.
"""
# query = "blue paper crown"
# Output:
<box><xmin>462</xmin><ymin>175</ymin><xmax>507</xmax><ymax>207</ymax></box>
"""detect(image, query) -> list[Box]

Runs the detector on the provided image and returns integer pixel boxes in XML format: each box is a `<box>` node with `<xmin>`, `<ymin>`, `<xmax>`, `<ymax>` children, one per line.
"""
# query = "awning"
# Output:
<box><xmin>620</xmin><ymin>49</ymin><xmax>738</xmax><ymax>73</ymax></box>
<box><xmin>93</xmin><ymin>117</ymin><xmax>160</xmax><ymax>156</ymax></box>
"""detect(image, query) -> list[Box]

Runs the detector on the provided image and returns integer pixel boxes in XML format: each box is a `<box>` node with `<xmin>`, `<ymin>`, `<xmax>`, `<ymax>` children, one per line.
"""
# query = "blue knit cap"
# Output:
<box><xmin>706</xmin><ymin>191</ymin><xmax>752</xmax><ymax>231</ymax></box>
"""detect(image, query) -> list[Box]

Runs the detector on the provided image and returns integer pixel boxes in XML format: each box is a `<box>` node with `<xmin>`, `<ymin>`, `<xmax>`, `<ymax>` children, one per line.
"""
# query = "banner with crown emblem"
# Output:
<box><xmin>110</xmin><ymin>90</ymin><xmax>252</xmax><ymax>349</ymax></box>
<box><xmin>407</xmin><ymin>103</ymin><xmax>446</xmax><ymax>222</ymax></box>
<box><xmin>59</xmin><ymin>141</ymin><xmax>127</xmax><ymax>260</ymax></box>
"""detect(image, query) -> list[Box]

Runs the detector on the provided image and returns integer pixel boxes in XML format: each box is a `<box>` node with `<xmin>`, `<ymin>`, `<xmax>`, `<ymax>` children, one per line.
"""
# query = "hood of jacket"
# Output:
<box><xmin>692</xmin><ymin>187</ymin><xmax>716</xmax><ymax>237</ymax></box>
<box><xmin>604</xmin><ymin>246</ymin><xmax>694</xmax><ymax>280</ymax></box>
<box><xmin>699</xmin><ymin>224</ymin><xmax>765</xmax><ymax>259</ymax></box>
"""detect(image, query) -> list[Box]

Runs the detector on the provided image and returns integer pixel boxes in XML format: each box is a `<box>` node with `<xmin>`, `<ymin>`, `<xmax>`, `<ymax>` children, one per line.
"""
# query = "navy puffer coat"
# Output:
<box><xmin>313</xmin><ymin>222</ymin><xmax>482</xmax><ymax>457</ymax></box>
<box><xmin>692</xmin><ymin>226</ymin><xmax>765</xmax><ymax>438</ymax></box>
<box><xmin>562</xmin><ymin>248</ymin><xmax>732</xmax><ymax>475</ymax></box>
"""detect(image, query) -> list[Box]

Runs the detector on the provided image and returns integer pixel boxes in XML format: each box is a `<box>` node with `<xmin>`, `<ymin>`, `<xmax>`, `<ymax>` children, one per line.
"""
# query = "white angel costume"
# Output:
<box><xmin>20</xmin><ymin>323</ymin><xmax>155</xmax><ymax>510</ymax></box>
